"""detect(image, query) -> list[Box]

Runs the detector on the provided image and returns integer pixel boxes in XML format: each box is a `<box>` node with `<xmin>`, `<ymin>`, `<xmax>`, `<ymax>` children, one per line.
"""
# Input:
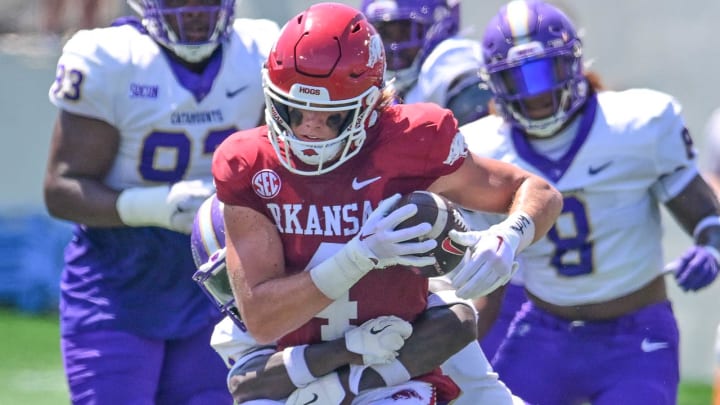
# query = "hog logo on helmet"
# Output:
<box><xmin>263</xmin><ymin>3</ymin><xmax>386</xmax><ymax>176</ymax></box>
<box><xmin>367</xmin><ymin>34</ymin><xmax>384</xmax><ymax>68</ymax></box>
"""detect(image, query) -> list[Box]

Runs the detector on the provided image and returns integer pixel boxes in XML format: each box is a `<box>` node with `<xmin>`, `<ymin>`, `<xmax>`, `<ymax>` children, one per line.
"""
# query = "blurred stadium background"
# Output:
<box><xmin>0</xmin><ymin>0</ymin><xmax>717</xmax><ymax>400</ymax></box>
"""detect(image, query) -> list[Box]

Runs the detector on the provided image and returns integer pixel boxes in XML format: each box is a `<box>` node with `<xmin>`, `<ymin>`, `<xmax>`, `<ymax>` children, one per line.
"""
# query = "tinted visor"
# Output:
<box><xmin>493</xmin><ymin>57</ymin><xmax>570</xmax><ymax>97</ymax></box>
<box><xmin>200</xmin><ymin>265</ymin><xmax>234</xmax><ymax>306</ymax></box>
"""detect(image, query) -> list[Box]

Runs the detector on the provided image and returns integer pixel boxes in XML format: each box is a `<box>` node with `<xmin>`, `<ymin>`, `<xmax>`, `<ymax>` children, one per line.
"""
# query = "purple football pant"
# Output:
<box><xmin>61</xmin><ymin>327</ymin><xmax>231</xmax><ymax>405</ymax></box>
<box><xmin>493</xmin><ymin>300</ymin><xmax>679</xmax><ymax>405</ymax></box>
<box><xmin>479</xmin><ymin>283</ymin><xmax>528</xmax><ymax>363</ymax></box>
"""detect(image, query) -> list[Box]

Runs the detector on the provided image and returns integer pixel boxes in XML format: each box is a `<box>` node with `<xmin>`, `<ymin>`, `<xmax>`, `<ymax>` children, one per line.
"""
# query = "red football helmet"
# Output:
<box><xmin>264</xmin><ymin>2</ymin><xmax>386</xmax><ymax>175</ymax></box>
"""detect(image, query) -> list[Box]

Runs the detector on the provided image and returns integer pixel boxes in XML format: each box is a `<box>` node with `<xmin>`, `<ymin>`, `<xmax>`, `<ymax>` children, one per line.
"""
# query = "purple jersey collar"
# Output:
<box><xmin>511</xmin><ymin>94</ymin><xmax>598</xmax><ymax>183</ymax></box>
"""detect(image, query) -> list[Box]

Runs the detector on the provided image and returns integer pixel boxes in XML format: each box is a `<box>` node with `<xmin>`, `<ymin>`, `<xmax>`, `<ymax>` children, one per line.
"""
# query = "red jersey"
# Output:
<box><xmin>214</xmin><ymin>103</ymin><xmax>465</xmax><ymax>341</ymax></box>
<box><xmin>213</xmin><ymin>103</ymin><xmax>465</xmax><ymax>400</ymax></box>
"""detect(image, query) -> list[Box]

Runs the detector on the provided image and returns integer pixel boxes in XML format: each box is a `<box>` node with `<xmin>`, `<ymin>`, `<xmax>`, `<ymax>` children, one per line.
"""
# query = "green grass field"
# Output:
<box><xmin>0</xmin><ymin>307</ymin><xmax>713</xmax><ymax>404</ymax></box>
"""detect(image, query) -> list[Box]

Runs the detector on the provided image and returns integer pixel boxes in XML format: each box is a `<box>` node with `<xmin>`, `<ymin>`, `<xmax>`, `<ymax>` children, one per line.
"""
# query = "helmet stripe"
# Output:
<box><xmin>506</xmin><ymin>0</ymin><xmax>531</xmax><ymax>44</ymax></box>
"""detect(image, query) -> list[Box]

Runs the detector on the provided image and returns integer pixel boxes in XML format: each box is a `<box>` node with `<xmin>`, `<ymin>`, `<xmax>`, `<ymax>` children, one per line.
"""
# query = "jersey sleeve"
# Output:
<box><xmin>212</xmin><ymin>130</ymin><xmax>265</xmax><ymax>211</ymax></box>
<box><xmin>401</xmin><ymin>105</ymin><xmax>467</xmax><ymax>178</ymax></box>
<box><xmin>416</xmin><ymin>38</ymin><xmax>483</xmax><ymax>106</ymax></box>
<box><xmin>48</xmin><ymin>28</ymin><xmax>127</xmax><ymax>123</ymax></box>
<box><xmin>643</xmin><ymin>90</ymin><xmax>699</xmax><ymax>202</ymax></box>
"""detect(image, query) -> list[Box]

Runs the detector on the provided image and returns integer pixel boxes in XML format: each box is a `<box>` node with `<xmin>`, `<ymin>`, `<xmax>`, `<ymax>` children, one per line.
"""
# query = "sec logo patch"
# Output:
<box><xmin>252</xmin><ymin>169</ymin><xmax>281</xmax><ymax>199</ymax></box>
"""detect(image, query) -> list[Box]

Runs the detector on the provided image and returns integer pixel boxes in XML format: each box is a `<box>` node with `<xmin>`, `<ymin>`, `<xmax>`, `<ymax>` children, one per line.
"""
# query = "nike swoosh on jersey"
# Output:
<box><xmin>641</xmin><ymin>338</ymin><xmax>669</xmax><ymax>352</ymax></box>
<box><xmin>588</xmin><ymin>161</ymin><xmax>613</xmax><ymax>175</ymax></box>
<box><xmin>352</xmin><ymin>176</ymin><xmax>382</xmax><ymax>190</ymax></box>
<box><xmin>226</xmin><ymin>85</ymin><xmax>249</xmax><ymax>98</ymax></box>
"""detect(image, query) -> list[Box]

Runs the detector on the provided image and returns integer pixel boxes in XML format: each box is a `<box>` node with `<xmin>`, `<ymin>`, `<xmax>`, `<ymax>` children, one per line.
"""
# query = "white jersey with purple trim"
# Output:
<box><xmin>462</xmin><ymin>88</ymin><xmax>698</xmax><ymax>306</ymax></box>
<box><xmin>48</xmin><ymin>18</ymin><xmax>279</xmax><ymax>190</ymax></box>
<box><xmin>403</xmin><ymin>37</ymin><xmax>482</xmax><ymax>107</ymax></box>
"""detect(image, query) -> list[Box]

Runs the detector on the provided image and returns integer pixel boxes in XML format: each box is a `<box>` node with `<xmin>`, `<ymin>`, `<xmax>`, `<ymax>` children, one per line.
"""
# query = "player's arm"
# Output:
<box><xmin>228</xmin><ymin>315</ymin><xmax>412</xmax><ymax>403</ymax></box>
<box><xmin>384</xmin><ymin>291</ymin><xmax>477</xmax><ymax>379</ymax></box>
<box><xmin>286</xmin><ymin>302</ymin><xmax>477</xmax><ymax>401</ymax></box>
<box><xmin>228</xmin><ymin>339</ymin><xmax>357</xmax><ymax>402</ymax></box>
<box><xmin>428</xmin><ymin>152</ymin><xmax>563</xmax><ymax>298</ymax></box>
<box><xmin>664</xmin><ymin>174</ymin><xmax>720</xmax><ymax>291</ymax></box>
<box><xmin>473</xmin><ymin>284</ymin><xmax>506</xmax><ymax>340</ymax></box>
<box><xmin>44</xmin><ymin>110</ymin><xmax>124</xmax><ymax>226</ymax></box>
<box><xmin>224</xmin><ymin>296</ymin><xmax>475</xmax><ymax>402</ymax></box>
<box><xmin>44</xmin><ymin>110</ymin><xmax>214</xmax><ymax>233</ymax></box>
<box><xmin>666</xmin><ymin>175</ymin><xmax>720</xmax><ymax>236</ymax></box>
<box><xmin>223</xmin><ymin>204</ymin><xmax>333</xmax><ymax>344</ymax></box>
<box><xmin>223</xmin><ymin>196</ymin><xmax>436</xmax><ymax>344</ymax></box>
<box><xmin>430</xmin><ymin>153</ymin><xmax>562</xmax><ymax>241</ymax></box>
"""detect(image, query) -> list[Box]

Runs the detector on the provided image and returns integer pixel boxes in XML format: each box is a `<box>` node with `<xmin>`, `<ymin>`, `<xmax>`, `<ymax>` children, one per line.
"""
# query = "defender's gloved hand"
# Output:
<box><xmin>672</xmin><ymin>245</ymin><xmax>720</xmax><ymax>291</ymax></box>
<box><xmin>345</xmin><ymin>315</ymin><xmax>413</xmax><ymax>365</ymax></box>
<box><xmin>116</xmin><ymin>179</ymin><xmax>215</xmax><ymax>234</ymax></box>
<box><xmin>285</xmin><ymin>372</ymin><xmax>346</xmax><ymax>405</ymax></box>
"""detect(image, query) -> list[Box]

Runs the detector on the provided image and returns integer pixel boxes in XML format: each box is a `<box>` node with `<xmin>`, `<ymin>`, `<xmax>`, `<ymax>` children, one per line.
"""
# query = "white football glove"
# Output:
<box><xmin>447</xmin><ymin>212</ymin><xmax>534</xmax><ymax>299</ymax></box>
<box><xmin>352</xmin><ymin>193</ymin><xmax>438</xmax><ymax>269</ymax></box>
<box><xmin>345</xmin><ymin>315</ymin><xmax>413</xmax><ymax>365</ymax></box>
<box><xmin>116</xmin><ymin>179</ymin><xmax>215</xmax><ymax>234</ymax></box>
<box><xmin>285</xmin><ymin>372</ymin><xmax>346</xmax><ymax>405</ymax></box>
<box><xmin>310</xmin><ymin>193</ymin><xmax>437</xmax><ymax>299</ymax></box>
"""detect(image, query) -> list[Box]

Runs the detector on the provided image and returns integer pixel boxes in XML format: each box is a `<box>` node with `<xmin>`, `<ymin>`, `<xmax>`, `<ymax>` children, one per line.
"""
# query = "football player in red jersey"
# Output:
<box><xmin>212</xmin><ymin>2</ymin><xmax>562</xmax><ymax>403</ymax></box>
<box><xmin>191</xmin><ymin>194</ymin><xmax>526</xmax><ymax>404</ymax></box>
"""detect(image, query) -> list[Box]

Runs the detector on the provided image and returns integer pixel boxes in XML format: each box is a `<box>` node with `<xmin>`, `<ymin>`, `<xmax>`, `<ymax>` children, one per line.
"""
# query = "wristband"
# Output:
<box><xmin>348</xmin><ymin>364</ymin><xmax>368</xmax><ymax>395</ymax></box>
<box><xmin>371</xmin><ymin>359</ymin><xmax>411</xmax><ymax>387</ymax></box>
<box><xmin>427</xmin><ymin>290</ymin><xmax>478</xmax><ymax>323</ymax></box>
<box><xmin>282</xmin><ymin>345</ymin><xmax>316</xmax><ymax>388</ymax></box>
<box><xmin>116</xmin><ymin>186</ymin><xmax>169</xmax><ymax>227</ymax></box>
<box><xmin>309</xmin><ymin>238</ymin><xmax>375</xmax><ymax>299</ymax></box>
<box><xmin>498</xmin><ymin>210</ymin><xmax>535</xmax><ymax>253</ymax></box>
<box><xmin>693</xmin><ymin>215</ymin><xmax>720</xmax><ymax>240</ymax></box>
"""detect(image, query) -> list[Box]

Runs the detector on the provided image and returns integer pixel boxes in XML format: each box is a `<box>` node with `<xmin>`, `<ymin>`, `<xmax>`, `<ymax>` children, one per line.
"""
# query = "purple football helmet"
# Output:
<box><xmin>480</xmin><ymin>0</ymin><xmax>588</xmax><ymax>137</ymax></box>
<box><xmin>190</xmin><ymin>194</ymin><xmax>245</xmax><ymax>330</ymax></box>
<box><xmin>127</xmin><ymin>0</ymin><xmax>235</xmax><ymax>62</ymax></box>
<box><xmin>361</xmin><ymin>0</ymin><xmax>460</xmax><ymax>94</ymax></box>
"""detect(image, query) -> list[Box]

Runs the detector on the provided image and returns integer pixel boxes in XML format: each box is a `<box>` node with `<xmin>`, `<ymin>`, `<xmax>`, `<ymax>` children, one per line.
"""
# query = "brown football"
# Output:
<box><xmin>392</xmin><ymin>191</ymin><xmax>469</xmax><ymax>277</ymax></box>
